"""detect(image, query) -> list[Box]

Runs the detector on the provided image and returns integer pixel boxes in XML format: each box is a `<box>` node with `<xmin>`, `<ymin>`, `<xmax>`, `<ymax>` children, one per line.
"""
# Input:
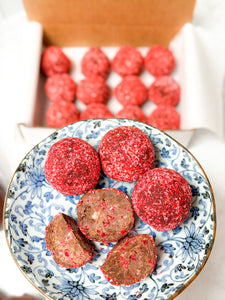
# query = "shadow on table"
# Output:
<box><xmin>0</xmin><ymin>293</ymin><xmax>44</xmax><ymax>300</ymax></box>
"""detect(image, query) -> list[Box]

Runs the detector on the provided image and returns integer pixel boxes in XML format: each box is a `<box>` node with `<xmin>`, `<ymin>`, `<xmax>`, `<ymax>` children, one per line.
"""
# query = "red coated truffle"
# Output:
<box><xmin>115</xmin><ymin>105</ymin><xmax>147</xmax><ymax>123</ymax></box>
<box><xmin>77</xmin><ymin>188</ymin><xmax>134</xmax><ymax>243</ymax></box>
<box><xmin>45</xmin><ymin>212</ymin><xmax>94</xmax><ymax>268</ymax></box>
<box><xmin>149</xmin><ymin>76</ymin><xmax>180</xmax><ymax>106</ymax></box>
<box><xmin>132</xmin><ymin>168</ymin><xmax>192</xmax><ymax>231</ymax></box>
<box><xmin>145</xmin><ymin>45</ymin><xmax>175</xmax><ymax>76</ymax></box>
<box><xmin>45</xmin><ymin>73</ymin><xmax>77</xmax><ymax>103</ymax></box>
<box><xmin>81</xmin><ymin>48</ymin><xmax>110</xmax><ymax>79</ymax></box>
<box><xmin>80</xmin><ymin>103</ymin><xmax>114</xmax><ymax>120</ymax></box>
<box><xmin>41</xmin><ymin>46</ymin><xmax>71</xmax><ymax>77</ymax></box>
<box><xmin>112</xmin><ymin>46</ymin><xmax>144</xmax><ymax>76</ymax></box>
<box><xmin>44</xmin><ymin>137</ymin><xmax>101</xmax><ymax>195</ymax></box>
<box><xmin>98</xmin><ymin>126</ymin><xmax>155</xmax><ymax>182</ymax></box>
<box><xmin>113</xmin><ymin>75</ymin><xmax>148</xmax><ymax>106</ymax></box>
<box><xmin>100</xmin><ymin>233</ymin><xmax>157</xmax><ymax>285</ymax></box>
<box><xmin>147</xmin><ymin>104</ymin><xmax>180</xmax><ymax>130</ymax></box>
<box><xmin>46</xmin><ymin>101</ymin><xmax>80</xmax><ymax>128</ymax></box>
<box><xmin>77</xmin><ymin>75</ymin><xmax>110</xmax><ymax>105</ymax></box>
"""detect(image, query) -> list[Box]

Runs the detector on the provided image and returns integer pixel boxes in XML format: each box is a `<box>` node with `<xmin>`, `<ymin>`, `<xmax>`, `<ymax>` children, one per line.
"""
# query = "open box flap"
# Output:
<box><xmin>23</xmin><ymin>0</ymin><xmax>196</xmax><ymax>47</ymax></box>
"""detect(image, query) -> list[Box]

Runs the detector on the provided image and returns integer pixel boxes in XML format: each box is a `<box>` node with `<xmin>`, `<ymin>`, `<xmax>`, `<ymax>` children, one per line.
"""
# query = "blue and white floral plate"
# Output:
<box><xmin>4</xmin><ymin>119</ymin><xmax>216</xmax><ymax>300</ymax></box>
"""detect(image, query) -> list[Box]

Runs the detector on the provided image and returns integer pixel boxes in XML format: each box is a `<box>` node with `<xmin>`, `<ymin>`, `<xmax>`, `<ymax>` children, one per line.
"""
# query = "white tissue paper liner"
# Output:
<box><xmin>16</xmin><ymin>22</ymin><xmax>225</xmax><ymax>147</ymax></box>
<box><xmin>179</xmin><ymin>24</ymin><xmax>225</xmax><ymax>139</ymax></box>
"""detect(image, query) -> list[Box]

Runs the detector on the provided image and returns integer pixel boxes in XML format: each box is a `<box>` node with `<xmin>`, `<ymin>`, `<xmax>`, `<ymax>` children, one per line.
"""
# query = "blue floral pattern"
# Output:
<box><xmin>4</xmin><ymin>119</ymin><xmax>216</xmax><ymax>300</ymax></box>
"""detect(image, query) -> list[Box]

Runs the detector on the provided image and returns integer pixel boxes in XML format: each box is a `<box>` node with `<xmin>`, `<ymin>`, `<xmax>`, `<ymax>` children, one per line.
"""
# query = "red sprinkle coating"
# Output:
<box><xmin>149</xmin><ymin>76</ymin><xmax>180</xmax><ymax>106</ymax></box>
<box><xmin>77</xmin><ymin>188</ymin><xmax>134</xmax><ymax>243</ymax></box>
<box><xmin>44</xmin><ymin>137</ymin><xmax>101</xmax><ymax>195</ymax></box>
<box><xmin>98</xmin><ymin>126</ymin><xmax>155</xmax><ymax>182</ymax></box>
<box><xmin>112</xmin><ymin>46</ymin><xmax>144</xmax><ymax>76</ymax></box>
<box><xmin>41</xmin><ymin>46</ymin><xmax>71</xmax><ymax>77</ymax></box>
<box><xmin>77</xmin><ymin>75</ymin><xmax>110</xmax><ymax>105</ymax></box>
<box><xmin>145</xmin><ymin>45</ymin><xmax>175</xmax><ymax>76</ymax></box>
<box><xmin>100</xmin><ymin>234</ymin><xmax>157</xmax><ymax>285</ymax></box>
<box><xmin>147</xmin><ymin>104</ymin><xmax>180</xmax><ymax>130</ymax></box>
<box><xmin>45</xmin><ymin>212</ymin><xmax>94</xmax><ymax>268</ymax></box>
<box><xmin>45</xmin><ymin>73</ymin><xmax>77</xmax><ymax>103</ymax></box>
<box><xmin>115</xmin><ymin>105</ymin><xmax>147</xmax><ymax>123</ymax></box>
<box><xmin>132</xmin><ymin>168</ymin><xmax>192</xmax><ymax>231</ymax></box>
<box><xmin>46</xmin><ymin>101</ymin><xmax>80</xmax><ymax>128</ymax></box>
<box><xmin>113</xmin><ymin>75</ymin><xmax>148</xmax><ymax>106</ymax></box>
<box><xmin>80</xmin><ymin>103</ymin><xmax>114</xmax><ymax>120</ymax></box>
<box><xmin>81</xmin><ymin>48</ymin><xmax>110</xmax><ymax>79</ymax></box>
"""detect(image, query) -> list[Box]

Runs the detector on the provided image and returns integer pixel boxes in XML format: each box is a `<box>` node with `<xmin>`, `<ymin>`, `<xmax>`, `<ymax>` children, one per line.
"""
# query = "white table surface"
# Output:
<box><xmin>0</xmin><ymin>0</ymin><xmax>225</xmax><ymax>299</ymax></box>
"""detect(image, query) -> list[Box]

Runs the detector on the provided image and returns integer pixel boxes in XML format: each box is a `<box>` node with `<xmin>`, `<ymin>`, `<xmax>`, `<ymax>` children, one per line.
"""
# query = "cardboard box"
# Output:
<box><xmin>18</xmin><ymin>1</ymin><xmax>200</xmax><ymax>147</ymax></box>
<box><xmin>16</xmin><ymin>22</ymin><xmax>197</xmax><ymax>148</ymax></box>
<box><xmin>23</xmin><ymin>0</ymin><xmax>196</xmax><ymax>47</ymax></box>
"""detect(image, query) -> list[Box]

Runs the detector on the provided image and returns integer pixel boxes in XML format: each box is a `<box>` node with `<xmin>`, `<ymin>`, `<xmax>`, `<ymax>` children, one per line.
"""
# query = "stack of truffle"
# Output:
<box><xmin>44</xmin><ymin>126</ymin><xmax>192</xmax><ymax>286</ymax></box>
<box><xmin>41</xmin><ymin>46</ymin><xmax>181</xmax><ymax>130</ymax></box>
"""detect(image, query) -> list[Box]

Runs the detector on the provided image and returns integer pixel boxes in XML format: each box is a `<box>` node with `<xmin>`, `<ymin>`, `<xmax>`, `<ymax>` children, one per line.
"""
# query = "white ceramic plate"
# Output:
<box><xmin>4</xmin><ymin>119</ymin><xmax>216</xmax><ymax>300</ymax></box>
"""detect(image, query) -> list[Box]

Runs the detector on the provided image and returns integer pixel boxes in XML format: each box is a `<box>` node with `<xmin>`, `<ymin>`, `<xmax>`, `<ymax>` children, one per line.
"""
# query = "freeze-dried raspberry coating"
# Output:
<box><xmin>41</xmin><ymin>46</ymin><xmax>71</xmax><ymax>77</ymax></box>
<box><xmin>113</xmin><ymin>76</ymin><xmax>147</xmax><ymax>106</ymax></box>
<box><xmin>45</xmin><ymin>73</ymin><xmax>77</xmax><ymax>103</ymax></box>
<box><xmin>112</xmin><ymin>46</ymin><xmax>144</xmax><ymax>76</ymax></box>
<box><xmin>45</xmin><ymin>137</ymin><xmax>101</xmax><ymax>195</ymax></box>
<box><xmin>77</xmin><ymin>188</ymin><xmax>134</xmax><ymax>243</ymax></box>
<box><xmin>132</xmin><ymin>168</ymin><xmax>192</xmax><ymax>231</ymax></box>
<box><xmin>149</xmin><ymin>76</ymin><xmax>180</xmax><ymax>106</ymax></box>
<box><xmin>81</xmin><ymin>48</ymin><xmax>110</xmax><ymax>79</ymax></box>
<box><xmin>45</xmin><ymin>213</ymin><xmax>94</xmax><ymax>268</ymax></box>
<box><xmin>46</xmin><ymin>101</ymin><xmax>80</xmax><ymax>128</ymax></box>
<box><xmin>147</xmin><ymin>104</ymin><xmax>180</xmax><ymax>130</ymax></box>
<box><xmin>80</xmin><ymin>103</ymin><xmax>114</xmax><ymax>120</ymax></box>
<box><xmin>100</xmin><ymin>234</ymin><xmax>157</xmax><ymax>285</ymax></box>
<box><xmin>98</xmin><ymin>126</ymin><xmax>155</xmax><ymax>182</ymax></box>
<box><xmin>145</xmin><ymin>45</ymin><xmax>175</xmax><ymax>76</ymax></box>
<box><xmin>77</xmin><ymin>75</ymin><xmax>110</xmax><ymax>105</ymax></box>
<box><xmin>115</xmin><ymin>105</ymin><xmax>147</xmax><ymax>123</ymax></box>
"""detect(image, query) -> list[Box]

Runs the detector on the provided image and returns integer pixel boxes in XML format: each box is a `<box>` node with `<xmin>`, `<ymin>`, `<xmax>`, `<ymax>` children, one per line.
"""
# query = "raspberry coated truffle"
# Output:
<box><xmin>45</xmin><ymin>212</ymin><xmax>94</xmax><ymax>268</ymax></box>
<box><xmin>45</xmin><ymin>73</ymin><xmax>77</xmax><ymax>103</ymax></box>
<box><xmin>77</xmin><ymin>188</ymin><xmax>134</xmax><ymax>243</ymax></box>
<box><xmin>46</xmin><ymin>101</ymin><xmax>80</xmax><ymax>128</ymax></box>
<box><xmin>132</xmin><ymin>168</ymin><xmax>192</xmax><ymax>231</ymax></box>
<box><xmin>45</xmin><ymin>137</ymin><xmax>101</xmax><ymax>195</ymax></box>
<box><xmin>113</xmin><ymin>75</ymin><xmax>148</xmax><ymax>106</ymax></box>
<box><xmin>41</xmin><ymin>46</ymin><xmax>71</xmax><ymax>77</ymax></box>
<box><xmin>80</xmin><ymin>103</ymin><xmax>114</xmax><ymax>120</ymax></box>
<box><xmin>81</xmin><ymin>48</ymin><xmax>110</xmax><ymax>79</ymax></box>
<box><xmin>98</xmin><ymin>126</ymin><xmax>155</xmax><ymax>182</ymax></box>
<box><xmin>147</xmin><ymin>104</ymin><xmax>180</xmax><ymax>130</ymax></box>
<box><xmin>115</xmin><ymin>105</ymin><xmax>147</xmax><ymax>123</ymax></box>
<box><xmin>145</xmin><ymin>45</ymin><xmax>175</xmax><ymax>76</ymax></box>
<box><xmin>149</xmin><ymin>76</ymin><xmax>180</xmax><ymax>106</ymax></box>
<box><xmin>112</xmin><ymin>46</ymin><xmax>144</xmax><ymax>76</ymax></box>
<box><xmin>77</xmin><ymin>75</ymin><xmax>110</xmax><ymax>105</ymax></box>
<box><xmin>100</xmin><ymin>233</ymin><xmax>157</xmax><ymax>285</ymax></box>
